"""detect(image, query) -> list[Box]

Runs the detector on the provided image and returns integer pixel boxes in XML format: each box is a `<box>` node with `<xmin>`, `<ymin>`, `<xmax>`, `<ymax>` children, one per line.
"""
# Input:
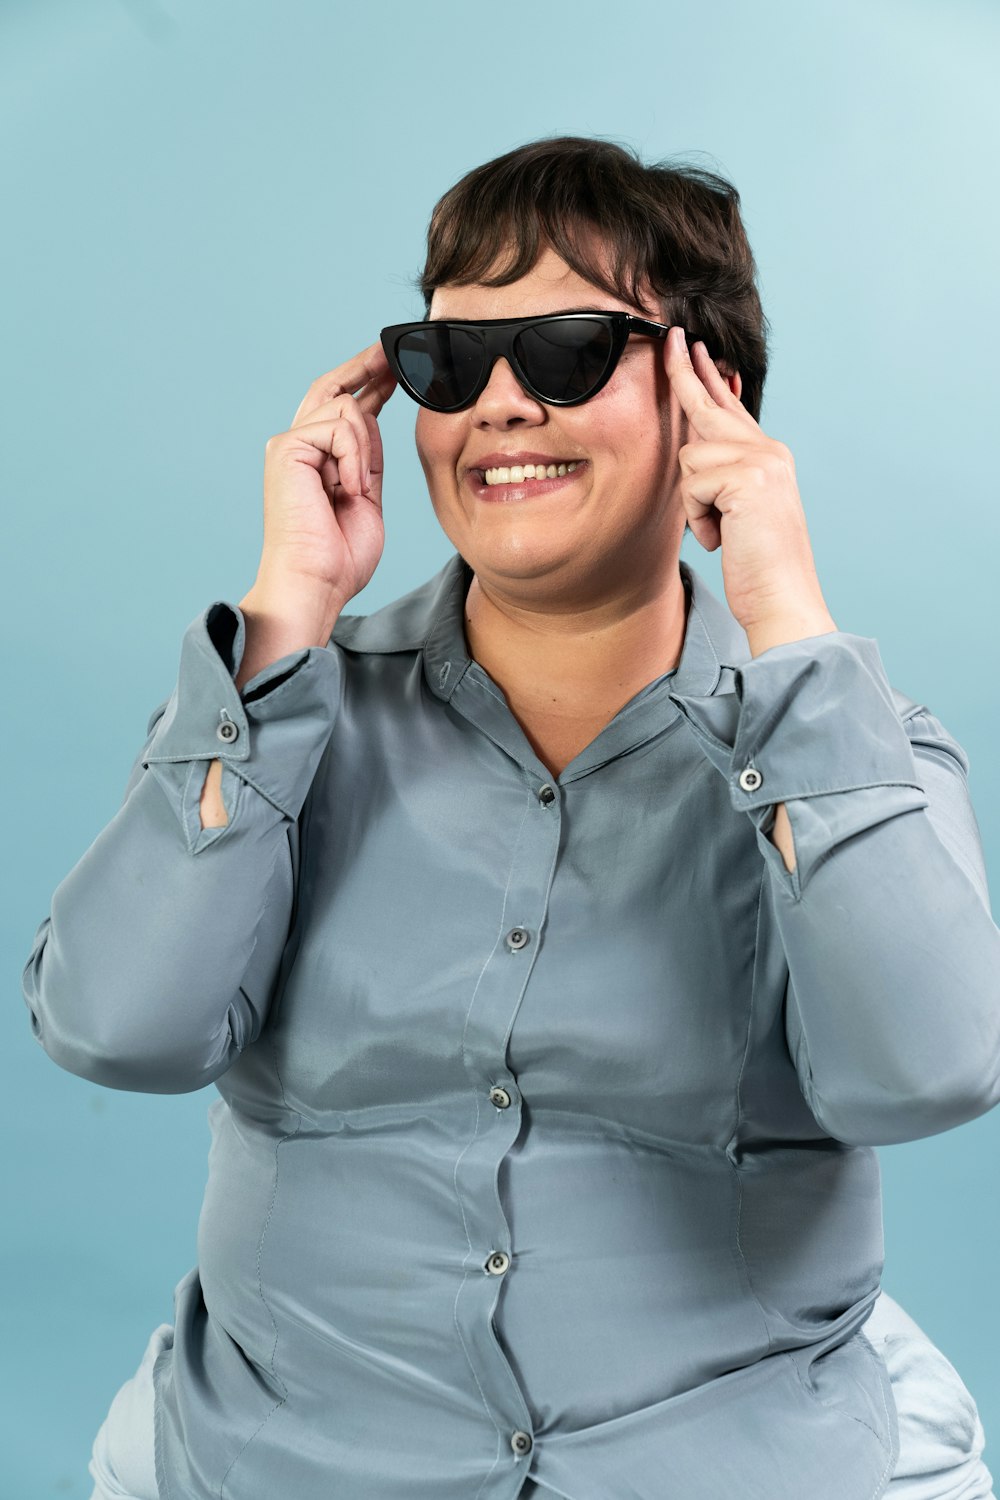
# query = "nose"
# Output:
<box><xmin>471</xmin><ymin>355</ymin><xmax>546</xmax><ymax>428</ymax></box>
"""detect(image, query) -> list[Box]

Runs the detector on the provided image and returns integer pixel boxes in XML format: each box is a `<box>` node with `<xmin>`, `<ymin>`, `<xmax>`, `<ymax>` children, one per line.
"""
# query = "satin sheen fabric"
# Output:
<box><xmin>86</xmin><ymin>1293</ymin><xmax>995</xmax><ymax>1499</ymax></box>
<box><xmin>27</xmin><ymin>551</ymin><xmax>1000</xmax><ymax>1499</ymax></box>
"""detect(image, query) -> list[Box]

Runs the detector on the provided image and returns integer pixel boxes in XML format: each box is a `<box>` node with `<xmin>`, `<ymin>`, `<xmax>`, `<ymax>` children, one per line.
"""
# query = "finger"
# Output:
<box><xmin>680</xmin><ymin>461</ymin><xmax>771</xmax><ymax>514</ymax></box>
<box><xmin>331</xmin><ymin>413</ymin><xmax>384</xmax><ymax>510</ymax></box>
<box><xmin>679</xmin><ymin>480</ymin><xmax>724</xmax><ymax>553</ymax></box>
<box><xmin>685</xmin><ymin>510</ymin><xmax>723</xmax><ymax>553</ymax></box>
<box><xmin>363</xmin><ymin>410</ymin><xmax>384</xmax><ymax>488</ymax></box>
<box><xmin>667</xmin><ymin>327</ymin><xmax>756</xmax><ymax>441</ymax></box>
<box><xmin>677</xmin><ymin>440</ymin><xmax>758</xmax><ymax>475</ymax></box>
<box><xmin>666</xmin><ymin>326</ymin><xmax>719</xmax><ymax>419</ymax></box>
<box><xmin>354</xmin><ymin>361</ymin><xmax>398</xmax><ymax>419</ymax></box>
<box><xmin>690</xmin><ymin>341</ymin><xmax>756</xmax><ymax>424</ymax></box>
<box><xmin>291</xmin><ymin>342</ymin><xmax>390</xmax><ymax>426</ymax></box>
<box><xmin>292</xmin><ymin>395</ymin><xmax>371</xmax><ymax>486</ymax></box>
<box><xmin>290</xmin><ymin>413</ymin><xmax>369</xmax><ymax>499</ymax></box>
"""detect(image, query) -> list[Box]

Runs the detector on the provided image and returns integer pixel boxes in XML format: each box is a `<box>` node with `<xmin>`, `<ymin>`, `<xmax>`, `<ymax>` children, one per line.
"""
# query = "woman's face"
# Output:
<box><xmin>415</xmin><ymin>240</ymin><xmax>689</xmax><ymax>606</ymax></box>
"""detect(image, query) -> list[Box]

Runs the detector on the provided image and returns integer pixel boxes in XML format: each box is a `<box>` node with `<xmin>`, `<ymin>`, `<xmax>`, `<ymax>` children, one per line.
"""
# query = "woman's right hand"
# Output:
<box><xmin>256</xmin><ymin>341</ymin><xmax>398</xmax><ymax>613</ymax></box>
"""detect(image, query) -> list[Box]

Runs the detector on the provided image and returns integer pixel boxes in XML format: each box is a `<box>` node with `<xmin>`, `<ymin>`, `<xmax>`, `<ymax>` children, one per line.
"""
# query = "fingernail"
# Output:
<box><xmin>673</xmin><ymin>326</ymin><xmax>687</xmax><ymax>352</ymax></box>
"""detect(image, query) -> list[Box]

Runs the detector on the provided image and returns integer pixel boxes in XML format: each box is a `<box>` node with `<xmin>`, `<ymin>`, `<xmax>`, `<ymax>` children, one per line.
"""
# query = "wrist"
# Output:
<box><xmin>234</xmin><ymin>582</ymin><xmax>343</xmax><ymax>693</ymax></box>
<box><xmin>745</xmin><ymin>610</ymin><xmax>838</xmax><ymax>659</ymax></box>
<box><xmin>240</xmin><ymin>575</ymin><xmax>346</xmax><ymax>639</ymax></box>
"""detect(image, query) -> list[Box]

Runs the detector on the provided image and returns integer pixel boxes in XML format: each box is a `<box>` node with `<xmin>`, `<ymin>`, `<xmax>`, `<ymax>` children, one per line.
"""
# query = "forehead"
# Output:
<box><xmin>428</xmin><ymin>243</ymin><xmax>650</xmax><ymax>321</ymax></box>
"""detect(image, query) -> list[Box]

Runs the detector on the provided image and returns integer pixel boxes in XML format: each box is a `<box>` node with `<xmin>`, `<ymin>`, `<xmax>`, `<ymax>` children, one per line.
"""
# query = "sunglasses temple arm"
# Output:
<box><xmin>628</xmin><ymin>317</ymin><xmax>680</xmax><ymax>341</ymax></box>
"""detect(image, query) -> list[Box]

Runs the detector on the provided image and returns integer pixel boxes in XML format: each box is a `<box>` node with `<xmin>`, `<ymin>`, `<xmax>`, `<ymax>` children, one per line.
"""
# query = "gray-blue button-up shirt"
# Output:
<box><xmin>22</xmin><ymin>551</ymin><xmax>1000</xmax><ymax>1499</ymax></box>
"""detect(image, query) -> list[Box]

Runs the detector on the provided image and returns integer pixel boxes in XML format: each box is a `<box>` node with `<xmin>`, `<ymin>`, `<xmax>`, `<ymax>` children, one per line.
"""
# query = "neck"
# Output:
<box><xmin>462</xmin><ymin>559</ymin><xmax>690</xmax><ymax>717</ymax></box>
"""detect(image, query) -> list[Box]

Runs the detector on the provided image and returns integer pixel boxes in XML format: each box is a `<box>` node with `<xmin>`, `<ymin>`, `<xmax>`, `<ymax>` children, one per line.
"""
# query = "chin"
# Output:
<box><xmin>475</xmin><ymin>536</ymin><xmax>613</xmax><ymax>591</ymax></box>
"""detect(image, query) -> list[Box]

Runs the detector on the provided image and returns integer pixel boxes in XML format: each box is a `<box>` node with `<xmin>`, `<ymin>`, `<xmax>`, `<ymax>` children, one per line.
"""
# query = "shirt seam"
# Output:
<box><xmin>726</xmin><ymin>862</ymin><xmax>774</xmax><ymax>1358</ymax></box>
<box><xmin>218</xmin><ymin>821</ymin><xmax>305</xmax><ymax>1493</ymax></box>
<box><xmin>217</xmin><ymin>1065</ymin><xmax>299</xmax><ymax>1495</ymax></box>
<box><xmin>741</xmin><ymin>779</ymin><xmax>926</xmax><ymax>813</ymax></box>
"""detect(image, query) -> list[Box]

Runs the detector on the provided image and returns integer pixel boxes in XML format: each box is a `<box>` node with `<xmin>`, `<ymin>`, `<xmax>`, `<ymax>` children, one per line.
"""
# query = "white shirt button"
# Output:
<box><xmin>510</xmin><ymin>1430</ymin><xmax>533</xmax><ymax>1456</ymax></box>
<box><xmin>738</xmin><ymin>765</ymin><xmax>763</xmax><ymax>792</ymax></box>
<box><xmin>485</xmin><ymin>1251</ymin><xmax>510</xmax><ymax>1275</ymax></box>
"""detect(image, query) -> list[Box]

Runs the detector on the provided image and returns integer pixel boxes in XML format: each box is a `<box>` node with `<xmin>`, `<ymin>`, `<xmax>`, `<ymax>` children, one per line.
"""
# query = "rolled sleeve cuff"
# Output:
<box><xmin>670</xmin><ymin>631</ymin><xmax>928</xmax><ymax>814</ymax></box>
<box><xmin>142</xmin><ymin>601</ymin><xmax>342</xmax><ymax>833</ymax></box>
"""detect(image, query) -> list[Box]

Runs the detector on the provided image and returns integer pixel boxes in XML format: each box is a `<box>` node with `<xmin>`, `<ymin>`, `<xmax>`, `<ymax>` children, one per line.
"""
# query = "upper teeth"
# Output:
<box><xmin>482</xmin><ymin>461</ymin><xmax>581</xmax><ymax>486</ymax></box>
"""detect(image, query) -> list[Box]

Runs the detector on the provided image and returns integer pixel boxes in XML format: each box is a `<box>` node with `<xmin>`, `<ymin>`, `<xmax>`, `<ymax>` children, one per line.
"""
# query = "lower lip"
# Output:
<box><xmin>468</xmin><ymin>464</ymin><xmax>587</xmax><ymax>502</ymax></box>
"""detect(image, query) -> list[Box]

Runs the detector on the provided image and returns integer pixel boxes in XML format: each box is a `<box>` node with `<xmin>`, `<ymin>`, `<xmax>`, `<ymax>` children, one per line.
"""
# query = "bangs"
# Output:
<box><xmin>419</xmin><ymin>145</ymin><xmax>671</xmax><ymax>318</ymax></box>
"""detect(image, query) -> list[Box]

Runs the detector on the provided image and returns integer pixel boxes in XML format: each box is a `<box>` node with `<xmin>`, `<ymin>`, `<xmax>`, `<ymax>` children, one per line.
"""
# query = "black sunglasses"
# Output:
<box><xmin>380</xmin><ymin>312</ymin><xmax>679</xmax><ymax>413</ymax></box>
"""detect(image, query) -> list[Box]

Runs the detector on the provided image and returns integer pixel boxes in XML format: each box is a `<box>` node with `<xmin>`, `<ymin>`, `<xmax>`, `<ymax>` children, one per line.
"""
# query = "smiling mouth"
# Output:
<box><xmin>479</xmin><ymin>460</ymin><xmax>584</xmax><ymax>486</ymax></box>
<box><xmin>470</xmin><ymin>459</ymin><xmax>581</xmax><ymax>489</ymax></box>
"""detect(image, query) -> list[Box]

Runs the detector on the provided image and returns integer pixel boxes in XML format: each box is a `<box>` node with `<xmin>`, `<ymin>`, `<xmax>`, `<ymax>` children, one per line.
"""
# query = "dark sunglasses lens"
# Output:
<box><xmin>395</xmin><ymin>326</ymin><xmax>483</xmax><ymax>409</ymax></box>
<box><xmin>514</xmin><ymin>317</ymin><xmax>615</xmax><ymax>401</ymax></box>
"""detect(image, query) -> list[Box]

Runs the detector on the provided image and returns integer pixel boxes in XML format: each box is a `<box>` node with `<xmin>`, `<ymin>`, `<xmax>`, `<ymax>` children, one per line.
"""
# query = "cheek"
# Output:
<box><xmin>415</xmin><ymin>410</ymin><xmax>460</xmax><ymax>479</ymax></box>
<box><xmin>582</xmin><ymin>390</ymin><xmax>663</xmax><ymax>469</ymax></box>
<box><xmin>414</xmin><ymin>409</ymin><xmax>434</xmax><ymax>468</ymax></box>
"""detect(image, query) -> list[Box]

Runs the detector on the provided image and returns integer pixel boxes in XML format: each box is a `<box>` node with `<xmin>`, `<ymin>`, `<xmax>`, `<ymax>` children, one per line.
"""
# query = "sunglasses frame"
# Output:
<box><xmin>380</xmin><ymin>311</ymin><xmax>677</xmax><ymax>412</ymax></box>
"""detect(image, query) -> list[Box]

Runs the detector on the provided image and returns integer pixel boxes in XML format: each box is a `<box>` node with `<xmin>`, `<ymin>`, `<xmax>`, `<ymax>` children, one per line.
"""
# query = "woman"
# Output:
<box><xmin>23</xmin><ymin>136</ymin><xmax>997</xmax><ymax>1499</ymax></box>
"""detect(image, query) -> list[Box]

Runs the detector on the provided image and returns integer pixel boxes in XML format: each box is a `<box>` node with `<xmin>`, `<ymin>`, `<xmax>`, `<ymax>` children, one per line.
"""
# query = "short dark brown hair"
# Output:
<box><xmin>416</xmin><ymin>134</ymin><xmax>771</xmax><ymax>424</ymax></box>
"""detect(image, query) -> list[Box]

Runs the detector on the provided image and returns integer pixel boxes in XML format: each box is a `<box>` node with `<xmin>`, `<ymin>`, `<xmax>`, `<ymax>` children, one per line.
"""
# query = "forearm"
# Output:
<box><xmin>23</xmin><ymin>598</ymin><xmax>343</xmax><ymax>1092</ymax></box>
<box><xmin>671</xmin><ymin>624</ymin><xmax>1000</xmax><ymax>1146</ymax></box>
<box><xmin>773</xmin><ymin>791</ymin><xmax>1000</xmax><ymax>1144</ymax></box>
<box><xmin>23</xmin><ymin>777</ymin><xmax>295</xmax><ymax>1092</ymax></box>
<box><xmin>200</xmin><ymin>583</ymin><xmax>341</xmax><ymax>829</ymax></box>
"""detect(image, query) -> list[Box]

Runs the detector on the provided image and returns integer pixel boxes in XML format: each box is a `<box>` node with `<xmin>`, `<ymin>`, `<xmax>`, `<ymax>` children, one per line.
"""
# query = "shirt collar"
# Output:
<box><xmin>329</xmin><ymin>550</ymin><xmax>751</xmax><ymax>706</ymax></box>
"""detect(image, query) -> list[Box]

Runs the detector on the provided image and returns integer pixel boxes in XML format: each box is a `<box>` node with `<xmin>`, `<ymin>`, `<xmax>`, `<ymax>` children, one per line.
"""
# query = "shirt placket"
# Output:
<box><xmin>450</xmin><ymin>760</ymin><xmax>562</xmax><ymax>1478</ymax></box>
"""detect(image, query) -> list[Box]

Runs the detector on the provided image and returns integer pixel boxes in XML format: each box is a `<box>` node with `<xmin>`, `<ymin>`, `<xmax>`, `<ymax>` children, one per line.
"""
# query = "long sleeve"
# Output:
<box><xmin>670</xmin><ymin>630</ymin><xmax>1000</xmax><ymax>1147</ymax></box>
<box><xmin>21</xmin><ymin>601</ymin><xmax>343</xmax><ymax>1094</ymax></box>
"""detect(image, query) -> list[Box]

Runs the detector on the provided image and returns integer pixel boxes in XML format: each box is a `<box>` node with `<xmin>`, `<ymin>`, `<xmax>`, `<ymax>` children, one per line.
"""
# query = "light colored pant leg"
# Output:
<box><xmin>865</xmin><ymin>1291</ymin><xmax>995</xmax><ymax>1499</ymax></box>
<box><xmin>87</xmin><ymin>1322</ymin><xmax>172</xmax><ymax>1500</ymax></box>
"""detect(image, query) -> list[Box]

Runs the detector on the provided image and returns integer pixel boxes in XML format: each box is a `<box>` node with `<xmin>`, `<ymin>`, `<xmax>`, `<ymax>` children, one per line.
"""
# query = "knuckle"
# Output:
<box><xmin>330</xmin><ymin>396</ymin><xmax>358</xmax><ymax>427</ymax></box>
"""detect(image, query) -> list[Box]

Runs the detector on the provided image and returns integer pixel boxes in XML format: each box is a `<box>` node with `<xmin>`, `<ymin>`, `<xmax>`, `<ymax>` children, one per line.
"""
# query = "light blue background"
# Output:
<box><xmin>3</xmin><ymin>1</ymin><xmax>998</xmax><ymax>1494</ymax></box>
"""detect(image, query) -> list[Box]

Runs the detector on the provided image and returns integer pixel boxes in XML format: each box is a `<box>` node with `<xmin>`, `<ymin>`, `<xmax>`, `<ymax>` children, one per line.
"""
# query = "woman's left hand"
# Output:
<box><xmin>666</xmin><ymin>325</ymin><xmax>837</xmax><ymax>655</ymax></box>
